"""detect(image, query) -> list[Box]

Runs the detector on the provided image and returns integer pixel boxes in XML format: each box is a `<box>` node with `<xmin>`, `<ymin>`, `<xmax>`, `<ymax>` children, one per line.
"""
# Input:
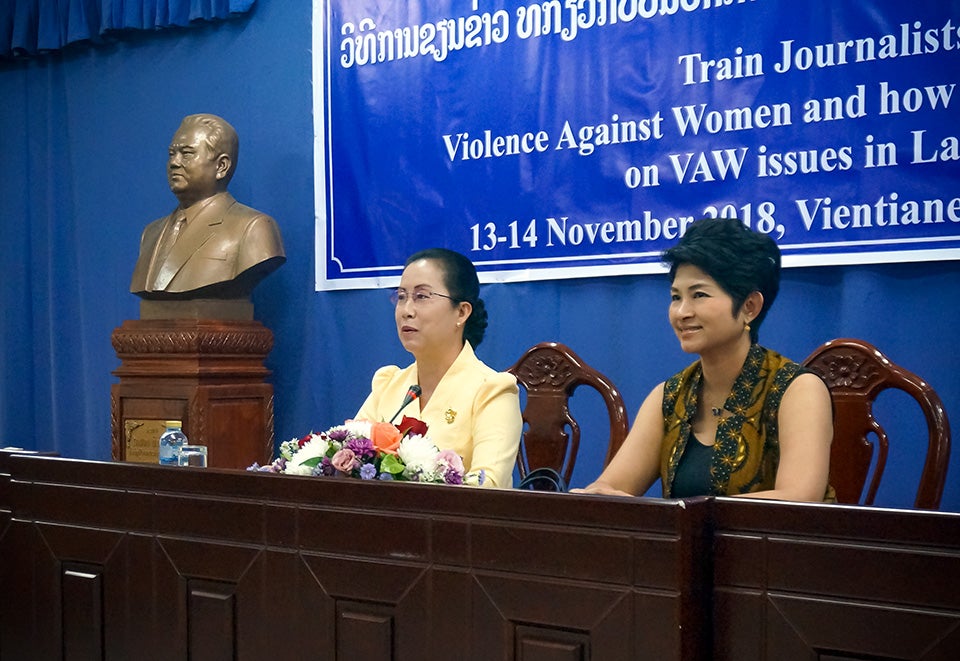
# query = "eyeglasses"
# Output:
<box><xmin>390</xmin><ymin>289</ymin><xmax>456</xmax><ymax>307</ymax></box>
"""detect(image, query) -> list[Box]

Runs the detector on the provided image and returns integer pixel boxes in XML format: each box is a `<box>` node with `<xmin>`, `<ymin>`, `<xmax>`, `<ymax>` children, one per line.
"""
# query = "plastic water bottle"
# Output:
<box><xmin>158</xmin><ymin>420</ymin><xmax>188</xmax><ymax>466</ymax></box>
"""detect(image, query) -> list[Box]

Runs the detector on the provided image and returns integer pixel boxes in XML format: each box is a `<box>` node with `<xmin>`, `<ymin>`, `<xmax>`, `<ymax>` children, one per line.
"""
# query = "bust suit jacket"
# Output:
<box><xmin>130</xmin><ymin>192</ymin><xmax>284</xmax><ymax>298</ymax></box>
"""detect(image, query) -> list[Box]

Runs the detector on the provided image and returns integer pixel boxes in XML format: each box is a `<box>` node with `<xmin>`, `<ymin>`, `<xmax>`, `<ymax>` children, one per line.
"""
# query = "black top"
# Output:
<box><xmin>670</xmin><ymin>434</ymin><xmax>714</xmax><ymax>498</ymax></box>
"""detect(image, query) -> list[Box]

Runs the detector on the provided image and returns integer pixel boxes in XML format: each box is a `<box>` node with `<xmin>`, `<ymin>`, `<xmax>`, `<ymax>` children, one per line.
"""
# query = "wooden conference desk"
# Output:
<box><xmin>1</xmin><ymin>454</ymin><xmax>958</xmax><ymax>660</ymax></box>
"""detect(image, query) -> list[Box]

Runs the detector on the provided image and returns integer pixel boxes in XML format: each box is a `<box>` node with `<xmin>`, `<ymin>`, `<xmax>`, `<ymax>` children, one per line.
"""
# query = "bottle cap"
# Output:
<box><xmin>165</xmin><ymin>420</ymin><xmax>182</xmax><ymax>428</ymax></box>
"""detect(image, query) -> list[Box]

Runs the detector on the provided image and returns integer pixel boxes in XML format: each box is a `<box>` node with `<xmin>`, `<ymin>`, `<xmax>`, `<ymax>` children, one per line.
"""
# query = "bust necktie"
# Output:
<box><xmin>149</xmin><ymin>211</ymin><xmax>187</xmax><ymax>290</ymax></box>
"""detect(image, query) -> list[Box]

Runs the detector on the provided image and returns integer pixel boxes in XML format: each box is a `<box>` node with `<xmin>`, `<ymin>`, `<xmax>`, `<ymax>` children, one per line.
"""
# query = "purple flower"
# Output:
<box><xmin>444</xmin><ymin>468</ymin><xmax>464</xmax><ymax>485</ymax></box>
<box><xmin>320</xmin><ymin>457</ymin><xmax>337</xmax><ymax>476</ymax></box>
<box><xmin>345</xmin><ymin>436</ymin><xmax>376</xmax><ymax>460</ymax></box>
<box><xmin>378</xmin><ymin>472</ymin><xmax>394</xmax><ymax>481</ymax></box>
<box><xmin>436</xmin><ymin>449</ymin><xmax>464</xmax><ymax>472</ymax></box>
<box><xmin>247</xmin><ymin>460</ymin><xmax>283</xmax><ymax>473</ymax></box>
<box><xmin>359</xmin><ymin>463</ymin><xmax>378</xmax><ymax>480</ymax></box>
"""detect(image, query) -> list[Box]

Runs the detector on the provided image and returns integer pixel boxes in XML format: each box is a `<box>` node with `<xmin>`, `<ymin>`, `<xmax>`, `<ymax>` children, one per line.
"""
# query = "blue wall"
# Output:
<box><xmin>1</xmin><ymin>1</ymin><xmax>958</xmax><ymax>510</ymax></box>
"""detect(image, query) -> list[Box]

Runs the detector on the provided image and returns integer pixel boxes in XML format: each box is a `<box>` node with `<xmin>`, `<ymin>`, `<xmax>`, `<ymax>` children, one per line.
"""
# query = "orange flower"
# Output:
<box><xmin>370</xmin><ymin>421</ymin><xmax>402</xmax><ymax>454</ymax></box>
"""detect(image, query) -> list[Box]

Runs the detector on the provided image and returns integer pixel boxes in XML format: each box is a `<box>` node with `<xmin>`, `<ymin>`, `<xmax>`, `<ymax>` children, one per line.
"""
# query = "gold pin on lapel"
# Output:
<box><xmin>444</xmin><ymin>408</ymin><xmax>457</xmax><ymax>424</ymax></box>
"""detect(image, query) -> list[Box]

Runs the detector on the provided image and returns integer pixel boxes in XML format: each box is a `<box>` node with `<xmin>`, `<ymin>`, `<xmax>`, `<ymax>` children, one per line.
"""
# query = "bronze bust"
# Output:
<box><xmin>130</xmin><ymin>114</ymin><xmax>285</xmax><ymax>306</ymax></box>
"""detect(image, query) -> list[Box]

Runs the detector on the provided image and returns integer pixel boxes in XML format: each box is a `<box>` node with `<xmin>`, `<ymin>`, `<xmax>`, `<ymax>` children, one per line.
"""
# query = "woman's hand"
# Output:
<box><xmin>570</xmin><ymin>482</ymin><xmax>636</xmax><ymax>497</ymax></box>
<box><xmin>569</xmin><ymin>383</ymin><xmax>666</xmax><ymax>497</ymax></box>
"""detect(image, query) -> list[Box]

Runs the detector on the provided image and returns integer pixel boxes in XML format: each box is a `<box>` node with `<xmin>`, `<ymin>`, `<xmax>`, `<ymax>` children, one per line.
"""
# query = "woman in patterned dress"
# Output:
<box><xmin>574</xmin><ymin>218</ymin><xmax>833</xmax><ymax>501</ymax></box>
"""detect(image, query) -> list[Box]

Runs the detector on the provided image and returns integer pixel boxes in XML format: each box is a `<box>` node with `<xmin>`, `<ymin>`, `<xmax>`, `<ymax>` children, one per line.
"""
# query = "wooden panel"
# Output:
<box><xmin>337</xmin><ymin>602</ymin><xmax>394</xmax><ymax>659</ymax></box>
<box><xmin>103</xmin><ymin>533</ymin><xmax>182</xmax><ymax>660</ymax></box>
<box><xmin>428</xmin><ymin>569</ymin><xmax>473</xmax><ymax>658</ymax></box>
<box><xmin>298</xmin><ymin>506</ymin><xmax>432</xmax><ymax>560</ymax></box>
<box><xmin>472</xmin><ymin>574</ymin><xmax>637</xmax><ymax>661</ymax></box>
<box><xmin>0</xmin><ymin>522</ymin><xmax>61</xmax><ymax>660</ymax></box>
<box><xmin>712</xmin><ymin>498</ymin><xmax>960</xmax><ymax>661</ymax></box>
<box><xmin>515</xmin><ymin>625</ymin><xmax>588</xmax><ymax>661</ymax></box>
<box><xmin>766</xmin><ymin>593</ymin><xmax>960</xmax><ymax>659</ymax></box>
<box><xmin>62</xmin><ymin>564</ymin><xmax>104</xmax><ymax>661</ymax></box>
<box><xmin>188</xmin><ymin>579</ymin><xmax>236</xmax><ymax>661</ymax></box>
<box><xmin>469</xmin><ymin>519</ymin><xmax>633</xmax><ymax>582</ymax></box>
<box><xmin>713</xmin><ymin>588</ymin><xmax>764</xmax><ymax>661</ymax></box>
<box><xmin>193</xmin><ymin>384</ymin><xmax>273</xmax><ymax>470</ymax></box>
<box><xmin>713</xmin><ymin>532</ymin><xmax>765</xmax><ymax>588</ymax></box>
<box><xmin>765</xmin><ymin>536</ymin><xmax>960</xmax><ymax>608</ymax></box>
<box><xmin>15</xmin><ymin>482</ymin><xmax>150</xmax><ymax>531</ymax></box>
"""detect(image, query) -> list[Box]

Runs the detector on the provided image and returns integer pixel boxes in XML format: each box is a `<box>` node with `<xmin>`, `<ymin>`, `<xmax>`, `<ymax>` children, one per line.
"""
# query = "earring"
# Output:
<box><xmin>456</xmin><ymin>322</ymin><xmax>462</xmax><ymax>328</ymax></box>
<box><xmin>745</xmin><ymin>321</ymin><xmax>752</xmax><ymax>333</ymax></box>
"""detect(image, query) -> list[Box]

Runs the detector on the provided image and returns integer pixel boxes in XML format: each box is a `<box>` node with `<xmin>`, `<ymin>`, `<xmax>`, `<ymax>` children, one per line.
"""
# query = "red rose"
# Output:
<box><xmin>397</xmin><ymin>415</ymin><xmax>428</xmax><ymax>438</ymax></box>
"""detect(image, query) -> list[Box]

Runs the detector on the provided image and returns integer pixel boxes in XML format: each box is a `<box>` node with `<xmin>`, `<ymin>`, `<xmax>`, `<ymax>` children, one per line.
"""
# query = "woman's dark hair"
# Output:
<box><xmin>405</xmin><ymin>248</ymin><xmax>488</xmax><ymax>348</ymax></box>
<box><xmin>661</xmin><ymin>218</ymin><xmax>781</xmax><ymax>343</ymax></box>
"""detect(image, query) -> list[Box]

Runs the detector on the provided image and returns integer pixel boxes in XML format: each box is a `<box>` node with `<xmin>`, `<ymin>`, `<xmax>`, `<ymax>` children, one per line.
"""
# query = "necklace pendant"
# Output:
<box><xmin>711</xmin><ymin>407</ymin><xmax>723</xmax><ymax>417</ymax></box>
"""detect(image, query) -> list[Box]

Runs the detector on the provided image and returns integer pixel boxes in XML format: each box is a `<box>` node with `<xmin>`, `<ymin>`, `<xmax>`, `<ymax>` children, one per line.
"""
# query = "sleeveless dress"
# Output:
<box><xmin>659</xmin><ymin>344</ymin><xmax>807</xmax><ymax>498</ymax></box>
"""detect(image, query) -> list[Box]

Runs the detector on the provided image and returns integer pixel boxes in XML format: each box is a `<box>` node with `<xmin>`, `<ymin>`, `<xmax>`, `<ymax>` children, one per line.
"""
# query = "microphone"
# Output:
<box><xmin>388</xmin><ymin>385</ymin><xmax>422</xmax><ymax>424</ymax></box>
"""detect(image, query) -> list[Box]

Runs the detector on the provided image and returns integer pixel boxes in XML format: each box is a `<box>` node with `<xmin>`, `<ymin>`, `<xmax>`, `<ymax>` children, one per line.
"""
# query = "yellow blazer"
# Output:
<box><xmin>355</xmin><ymin>342</ymin><xmax>522</xmax><ymax>488</ymax></box>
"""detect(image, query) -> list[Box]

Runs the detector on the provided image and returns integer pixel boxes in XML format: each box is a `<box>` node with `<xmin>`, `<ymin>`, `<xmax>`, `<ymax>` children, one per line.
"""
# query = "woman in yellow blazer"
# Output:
<box><xmin>355</xmin><ymin>248</ymin><xmax>522</xmax><ymax>488</ymax></box>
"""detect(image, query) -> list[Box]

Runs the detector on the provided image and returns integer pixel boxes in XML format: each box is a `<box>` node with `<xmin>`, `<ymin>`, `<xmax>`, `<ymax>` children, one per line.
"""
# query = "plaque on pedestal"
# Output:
<box><xmin>110</xmin><ymin>318</ymin><xmax>275</xmax><ymax>469</ymax></box>
<box><xmin>123</xmin><ymin>419</ymin><xmax>168</xmax><ymax>463</ymax></box>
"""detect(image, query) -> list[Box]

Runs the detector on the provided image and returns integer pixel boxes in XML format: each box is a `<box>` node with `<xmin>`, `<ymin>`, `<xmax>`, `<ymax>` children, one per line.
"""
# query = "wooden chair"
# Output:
<box><xmin>508</xmin><ymin>342</ymin><xmax>629</xmax><ymax>487</ymax></box>
<box><xmin>802</xmin><ymin>338</ymin><xmax>951</xmax><ymax>509</ymax></box>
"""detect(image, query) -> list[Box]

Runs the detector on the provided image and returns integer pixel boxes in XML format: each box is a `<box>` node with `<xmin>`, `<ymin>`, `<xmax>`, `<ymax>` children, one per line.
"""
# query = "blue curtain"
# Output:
<box><xmin>0</xmin><ymin>0</ymin><xmax>255</xmax><ymax>57</ymax></box>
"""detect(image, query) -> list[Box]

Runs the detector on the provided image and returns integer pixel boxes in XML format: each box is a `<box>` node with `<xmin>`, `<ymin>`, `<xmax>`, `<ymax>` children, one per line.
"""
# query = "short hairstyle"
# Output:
<box><xmin>405</xmin><ymin>248</ymin><xmax>488</xmax><ymax>348</ymax></box>
<box><xmin>661</xmin><ymin>217</ymin><xmax>781</xmax><ymax>343</ymax></box>
<box><xmin>178</xmin><ymin>114</ymin><xmax>239</xmax><ymax>184</ymax></box>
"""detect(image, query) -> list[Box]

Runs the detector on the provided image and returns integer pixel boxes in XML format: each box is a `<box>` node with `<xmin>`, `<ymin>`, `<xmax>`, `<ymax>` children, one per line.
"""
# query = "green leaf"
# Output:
<box><xmin>379</xmin><ymin>454</ymin><xmax>405</xmax><ymax>475</ymax></box>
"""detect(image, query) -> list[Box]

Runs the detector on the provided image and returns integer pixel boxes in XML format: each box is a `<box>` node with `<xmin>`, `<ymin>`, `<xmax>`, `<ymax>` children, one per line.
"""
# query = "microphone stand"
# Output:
<box><xmin>388</xmin><ymin>385</ymin><xmax>422</xmax><ymax>424</ymax></box>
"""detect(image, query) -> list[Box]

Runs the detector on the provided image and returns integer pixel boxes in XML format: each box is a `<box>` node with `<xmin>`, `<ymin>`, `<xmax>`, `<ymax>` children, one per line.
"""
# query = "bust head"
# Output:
<box><xmin>167</xmin><ymin>114</ymin><xmax>239</xmax><ymax>208</ymax></box>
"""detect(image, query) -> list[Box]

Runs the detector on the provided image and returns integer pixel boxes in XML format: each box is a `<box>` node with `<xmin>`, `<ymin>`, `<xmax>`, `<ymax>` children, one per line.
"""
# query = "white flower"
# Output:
<box><xmin>343</xmin><ymin>419</ymin><xmax>372</xmax><ymax>439</ymax></box>
<box><xmin>284</xmin><ymin>462</ymin><xmax>315</xmax><ymax>477</ymax></box>
<box><xmin>283</xmin><ymin>433</ymin><xmax>329</xmax><ymax>474</ymax></box>
<box><xmin>302</xmin><ymin>432</ymin><xmax>331</xmax><ymax>456</ymax></box>
<box><xmin>278</xmin><ymin>438</ymin><xmax>301</xmax><ymax>461</ymax></box>
<box><xmin>397</xmin><ymin>434</ymin><xmax>439</xmax><ymax>474</ymax></box>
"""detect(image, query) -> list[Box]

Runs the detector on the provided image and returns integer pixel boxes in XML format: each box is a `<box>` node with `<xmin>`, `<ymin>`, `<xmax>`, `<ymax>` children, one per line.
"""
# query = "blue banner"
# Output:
<box><xmin>313</xmin><ymin>0</ymin><xmax>960</xmax><ymax>290</ymax></box>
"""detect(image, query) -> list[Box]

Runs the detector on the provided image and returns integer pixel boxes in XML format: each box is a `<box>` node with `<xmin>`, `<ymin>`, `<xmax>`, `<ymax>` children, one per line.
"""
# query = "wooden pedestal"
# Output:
<box><xmin>110</xmin><ymin>319</ymin><xmax>275</xmax><ymax>469</ymax></box>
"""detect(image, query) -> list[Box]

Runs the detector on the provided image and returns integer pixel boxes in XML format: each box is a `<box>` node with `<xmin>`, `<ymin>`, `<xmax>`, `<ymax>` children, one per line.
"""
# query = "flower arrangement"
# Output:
<box><xmin>248</xmin><ymin>416</ymin><xmax>484</xmax><ymax>486</ymax></box>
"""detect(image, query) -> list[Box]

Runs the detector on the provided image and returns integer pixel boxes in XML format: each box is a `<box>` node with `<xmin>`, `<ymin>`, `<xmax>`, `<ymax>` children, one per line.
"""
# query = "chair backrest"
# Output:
<box><xmin>507</xmin><ymin>342</ymin><xmax>629</xmax><ymax>486</ymax></box>
<box><xmin>802</xmin><ymin>338</ymin><xmax>951</xmax><ymax>509</ymax></box>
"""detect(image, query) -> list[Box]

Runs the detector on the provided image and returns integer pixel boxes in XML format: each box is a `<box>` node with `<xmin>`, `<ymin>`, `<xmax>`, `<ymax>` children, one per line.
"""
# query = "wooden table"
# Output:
<box><xmin>0</xmin><ymin>453</ymin><xmax>708</xmax><ymax>660</ymax></box>
<box><xmin>2</xmin><ymin>453</ymin><xmax>958</xmax><ymax>659</ymax></box>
